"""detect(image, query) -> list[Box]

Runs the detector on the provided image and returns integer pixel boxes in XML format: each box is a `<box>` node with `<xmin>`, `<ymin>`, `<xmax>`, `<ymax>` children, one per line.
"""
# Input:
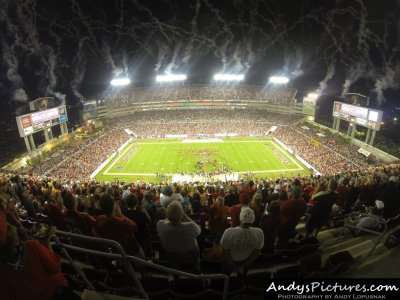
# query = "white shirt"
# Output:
<box><xmin>220</xmin><ymin>226</ymin><xmax>264</xmax><ymax>261</ymax></box>
<box><xmin>170</xmin><ymin>193</ymin><xmax>184</xmax><ymax>203</ymax></box>
<box><xmin>157</xmin><ymin>220</ymin><xmax>201</xmax><ymax>253</ymax></box>
<box><xmin>160</xmin><ymin>194</ymin><xmax>171</xmax><ymax>207</ymax></box>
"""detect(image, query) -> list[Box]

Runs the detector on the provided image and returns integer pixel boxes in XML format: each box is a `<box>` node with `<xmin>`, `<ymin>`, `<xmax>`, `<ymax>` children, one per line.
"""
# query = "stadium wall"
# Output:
<box><xmin>308</xmin><ymin>121</ymin><xmax>399</xmax><ymax>163</ymax></box>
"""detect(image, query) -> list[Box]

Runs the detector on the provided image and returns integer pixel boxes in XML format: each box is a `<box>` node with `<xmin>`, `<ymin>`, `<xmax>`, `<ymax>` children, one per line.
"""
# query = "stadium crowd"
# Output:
<box><xmin>1</xmin><ymin>162</ymin><xmax>400</xmax><ymax>298</ymax></box>
<box><xmin>1</xmin><ymin>81</ymin><xmax>399</xmax><ymax>300</ymax></box>
<box><xmin>102</xmin><ymin>85</ymin><xmax>297</xmax><ymax>107</ymax></box>
<box><xmin>273</xmin><ymin>127</ymin><xmax>362</xmax><ymax>175</ymax></box>
<box><xmin>106</xmin><ymin>109</ymin><xmax>301</xmax><ymax>137</ymax></box>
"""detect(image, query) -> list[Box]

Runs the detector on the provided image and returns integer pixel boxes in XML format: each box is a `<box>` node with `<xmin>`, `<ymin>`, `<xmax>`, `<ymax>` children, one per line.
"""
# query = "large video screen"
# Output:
<box><xmin>31</xmin><ymin>108</ymin><xmax>59</xmax><ymax>125</ymax></box>
<box><xmin>340</xmin><ymin>103</ymin><xmax>368</xmax><ymax>119</ymax></box>
<box><xmin>368</xmin><ymin>110</ymin><xmax>379</xmax><ymax>122</ymax></box>
<box><xmin>16</xmin><ymin>106</ymin><xmax>68</xmax><ymax>138</ymax></box>
<box><xmin>332</xmin><ymin>101</ymin><xmax>383</xmax><ymax>131</ymax></box>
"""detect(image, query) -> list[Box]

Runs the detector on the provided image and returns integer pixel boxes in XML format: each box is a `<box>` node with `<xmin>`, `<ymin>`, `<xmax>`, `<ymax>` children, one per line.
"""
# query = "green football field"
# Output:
<box><xmin>94</xmin><ymin>137</ymin><xmax>311</xmax><ymax>182</ymax></box>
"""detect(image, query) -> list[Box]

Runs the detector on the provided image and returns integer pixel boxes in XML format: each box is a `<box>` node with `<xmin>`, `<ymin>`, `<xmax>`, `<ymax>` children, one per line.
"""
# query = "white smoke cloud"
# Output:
<box><xmin>373</xmin><ymin>64</ymin><xmax>399</xmax><ymax>103</ymax></box>
<box><xmin>13</xmin><ymin>88</ymin><xmax>28</xmax><ymax>102</ymax></box>
<box><xmin>318</xmin><ymin>62</ymin><xmax>335</xmax><ymax>94</ymax></box>
<box><xmin>54</xmin><ymin>92</ymin><xmax>66</xmax><ymax>105</ymax></box>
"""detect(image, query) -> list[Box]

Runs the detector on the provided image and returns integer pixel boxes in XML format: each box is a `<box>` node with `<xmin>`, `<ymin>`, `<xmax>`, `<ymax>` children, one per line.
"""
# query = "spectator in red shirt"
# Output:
<box><xmin>208</xmin><ymin>196</ymin><xmax>230</xmax><ymax>242</ymax></box>
<box><xmin>334</xmin><ymin>178</ymin><xmax>350</xmax><ymax>212</ymax></box>
<box><xmin>240</xmin><ymin>180</ymin><xmax>257</xmax><ymax>199</ymax></box>
<box><xmin>278</xmin><ymin>188</ymin><xmax>306</xmax><ymax>246</ymax></box>
<box><xmin>280</xmin><ymin>188</ymin><xmax>306</xmax><ymax>225</ymax></box>
<box><xmin>251</xmin><ymin>192</ymin><xmax>265</xmax><ymax>227</ymax></box>
<box><xmin>0</xmin><ymin>210</ymin><xmax>7</xmax><ymax>247</ymax></box>
<box><xmin>62</xmin><ymin>192</ymin><xmax>96</xmax><ymax>235</ymax></box>
<box><xmin>94</xmin><ymin>193</ymin><xmax>145</xmax><ymax>259</ymax></box>
<box><xmin>124</xmin><ymin>193</ymin><xmax>152</xmax><ymax>258</ymax></box>
<box><xmin>278</xmin><ymin>190</ymin><xmax>289</xmax><ymax>212</ymax></box>
<box><xmin>0</xmin><ymin>224</ymin><xmax>69</xmax><ymax>300</ymax></box>
<box><xmin>44</xmin><ymin>190</ymin><xmax>65</xmax><ymax>229</ymax></box>
<box><xmin>260</xmin><ymin>200</ymin><xmax>280</xmax><ymax>252</ymax></box>
<box><xmin>229</xmin><ymin>193</ymin><xmax>256</xmax><ymax>227</ymax></box>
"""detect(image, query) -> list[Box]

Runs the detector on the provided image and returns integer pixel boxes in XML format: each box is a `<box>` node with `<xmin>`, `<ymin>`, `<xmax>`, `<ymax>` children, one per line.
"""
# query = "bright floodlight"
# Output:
<box><xmin>269</xmin><ymin>76</ymin><xmax>289</xmax><ymax>84</ymax></box>
<box><xmin>156</xmin><ymin>74</ymin><xmax>187</xmax><ymax>82</ymax></box>
<box><xmin>213</xmin><ymin>74</ymin><xmax>244</xmax><ymax>81</ymax></box>
<box><xmin>111</xmin><ymin>78</ymin><xmax>131</xmax><ymax>86</ymax></box>
<box><xmin>307</xmin><ymin>93</ymin><xmax>319</xmax><ymax>99</ymax></box>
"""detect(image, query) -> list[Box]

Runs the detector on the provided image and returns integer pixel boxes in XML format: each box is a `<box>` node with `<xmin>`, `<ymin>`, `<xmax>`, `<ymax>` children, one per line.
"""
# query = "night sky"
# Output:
<box><xmin>1</xmin><ymin>0</ymin><xmax>400</xmax><ymax>124</ymax></box>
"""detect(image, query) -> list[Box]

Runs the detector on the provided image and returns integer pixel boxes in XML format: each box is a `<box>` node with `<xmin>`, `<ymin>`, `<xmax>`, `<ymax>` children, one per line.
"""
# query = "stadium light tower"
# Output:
<box><xmin>213</xmin><ymin>74</ymin><xmax>244</xmax><ymax>81</ymax></box>
<box><xmin>269</xmin><ymin>76</ymin><xmax>289</xmax><ymax>84</ymax></box>
<box><xmin>111</xmin><ymin>73</ymin><xmax>131</xmax><ymax>86</ymax></box>
<box><xmin>156</xmin><ymin>74</ymin><xmax>187</xmax><ymax>82</ymax></box>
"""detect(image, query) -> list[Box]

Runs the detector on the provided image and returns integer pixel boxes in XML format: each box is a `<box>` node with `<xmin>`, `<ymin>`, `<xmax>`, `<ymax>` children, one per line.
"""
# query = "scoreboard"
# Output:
<box><xmin>16</xmin><ymin>106</ymin><xmax>68</xmax><ymax>138</ymax></box>
<box><xmin>332</xmin><ymin>101</ymin><xmax>383</xmax><ymax>131</ymax></box>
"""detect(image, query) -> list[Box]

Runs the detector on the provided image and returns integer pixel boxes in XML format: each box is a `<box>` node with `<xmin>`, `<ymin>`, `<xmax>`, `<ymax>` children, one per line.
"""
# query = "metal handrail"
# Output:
<box><xmin>55</xmin><ymin>230</ymin><xmax>149</xmax><ymax>299</ymax></box>
<box><xmin>54</xmin><ymin>230</ymin><xmax>230</xmax><ymax>300</ymax></box>
<box><xmin>336</xmin><ymin>212</ymin><xmax>390</xmax><ymax>257</ymax></box>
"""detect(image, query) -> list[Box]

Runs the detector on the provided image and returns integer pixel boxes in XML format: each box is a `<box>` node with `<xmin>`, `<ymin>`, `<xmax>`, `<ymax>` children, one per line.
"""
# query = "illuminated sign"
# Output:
<box><xmin>59</xmin><ymin>115</ymin><xmax>68</xmax><ymax>123</ymax></box>
<box><xmin>368</xmin><ymin>110</ymin><xmax>379</xmax><ymax>122</ymax></box>
<box><xmin>33</xmin><ymin>123</ymin><xmax>45</xmax><ymax>132</ymax></box>
<box><xmin>341</xmin><ymin>103</ymin><xmax>368</xmax><ymax>119</ymax></box>
<box><xmin>21</xmin><ymin>116</ymin><xmax>32</xmax><ymax>128</ymax></box>
<box><xmin>31</xmin><ymin>108</ymin><xmax>59</xmax><ymax>125</ymax></box>
<box><xmin>333</xmin><ymin>101</ymin><xmax>383</xmax><ymax>131</ymax></box>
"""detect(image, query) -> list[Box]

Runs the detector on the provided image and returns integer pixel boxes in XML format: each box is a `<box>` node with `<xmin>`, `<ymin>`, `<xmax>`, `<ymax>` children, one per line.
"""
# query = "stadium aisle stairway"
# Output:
<box><xmin>246</xmin><ymin>223</ymin><xmax>398</xmax><ymax>279</ymax></box>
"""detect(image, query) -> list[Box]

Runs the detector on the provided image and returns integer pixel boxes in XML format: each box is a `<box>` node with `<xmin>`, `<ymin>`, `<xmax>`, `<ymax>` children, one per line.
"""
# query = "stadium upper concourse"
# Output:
<box><xmin>1</xmin><ymin>84</ymin><xmax>400</xmax><ymax>300</ymax></box>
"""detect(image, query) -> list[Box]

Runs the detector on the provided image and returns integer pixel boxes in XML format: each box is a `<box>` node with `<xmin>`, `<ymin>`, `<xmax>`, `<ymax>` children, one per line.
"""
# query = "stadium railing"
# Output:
<box><xmin>336</xmin><ymin>212</ymin><xmax>400</xmax><ymax>257</ymax></box>
<box><xmin>54</xmin><ymin>230</ymin><xmax>230</xmax><ymax>300</ymax></box>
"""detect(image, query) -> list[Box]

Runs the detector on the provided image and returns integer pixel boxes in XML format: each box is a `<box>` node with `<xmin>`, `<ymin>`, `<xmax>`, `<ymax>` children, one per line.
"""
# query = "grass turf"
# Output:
<box><xmin>94</xmin><ymin>137</ymin><xmax>311</xmax><ymax>183</ymax></box>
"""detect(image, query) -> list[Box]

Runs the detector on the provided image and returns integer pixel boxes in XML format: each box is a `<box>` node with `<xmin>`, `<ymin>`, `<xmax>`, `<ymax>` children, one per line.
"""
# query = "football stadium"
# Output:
<box><xmin>3</xmin><ymin>84</ymin><xmax>400</xmax><ymax>300</ymax></box>
<box><xmin>1</xmin><ymin>2</ymin><xmax>400</xmax><ymax>300</ymax></box>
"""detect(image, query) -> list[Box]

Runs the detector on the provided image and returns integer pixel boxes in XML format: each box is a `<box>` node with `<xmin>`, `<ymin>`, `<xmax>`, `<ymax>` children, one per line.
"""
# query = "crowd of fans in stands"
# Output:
<box><xmin>102</xmin><ymin>85</ymin><xmax>297</xmax><ymax>107</ymax></box>
<box><xmin>273</xmin><ymin>126</ymin><xmax>363</xmax><ymax>175</ymax></box>
<box><xmin>1</xmin><ymin>163</ymin><xmax>400</xmax><ymax>298</ymax></box>
<box><xmin>2</xmin><ymin>86</ymin><xmax>400</xmax><ymax>298</ymax></box>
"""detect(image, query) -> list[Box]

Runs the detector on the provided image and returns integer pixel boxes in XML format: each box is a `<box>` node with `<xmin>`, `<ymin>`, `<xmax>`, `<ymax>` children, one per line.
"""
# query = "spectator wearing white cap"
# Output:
<box><xmin>353</xmin><ymin>200</ymin><xmax>385</xmax><ymax>235</ymax></box>
<box><xmin>220</xmin><ymin>207</ymin><xmax>264</xmax><ymax>276</ymax></box>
